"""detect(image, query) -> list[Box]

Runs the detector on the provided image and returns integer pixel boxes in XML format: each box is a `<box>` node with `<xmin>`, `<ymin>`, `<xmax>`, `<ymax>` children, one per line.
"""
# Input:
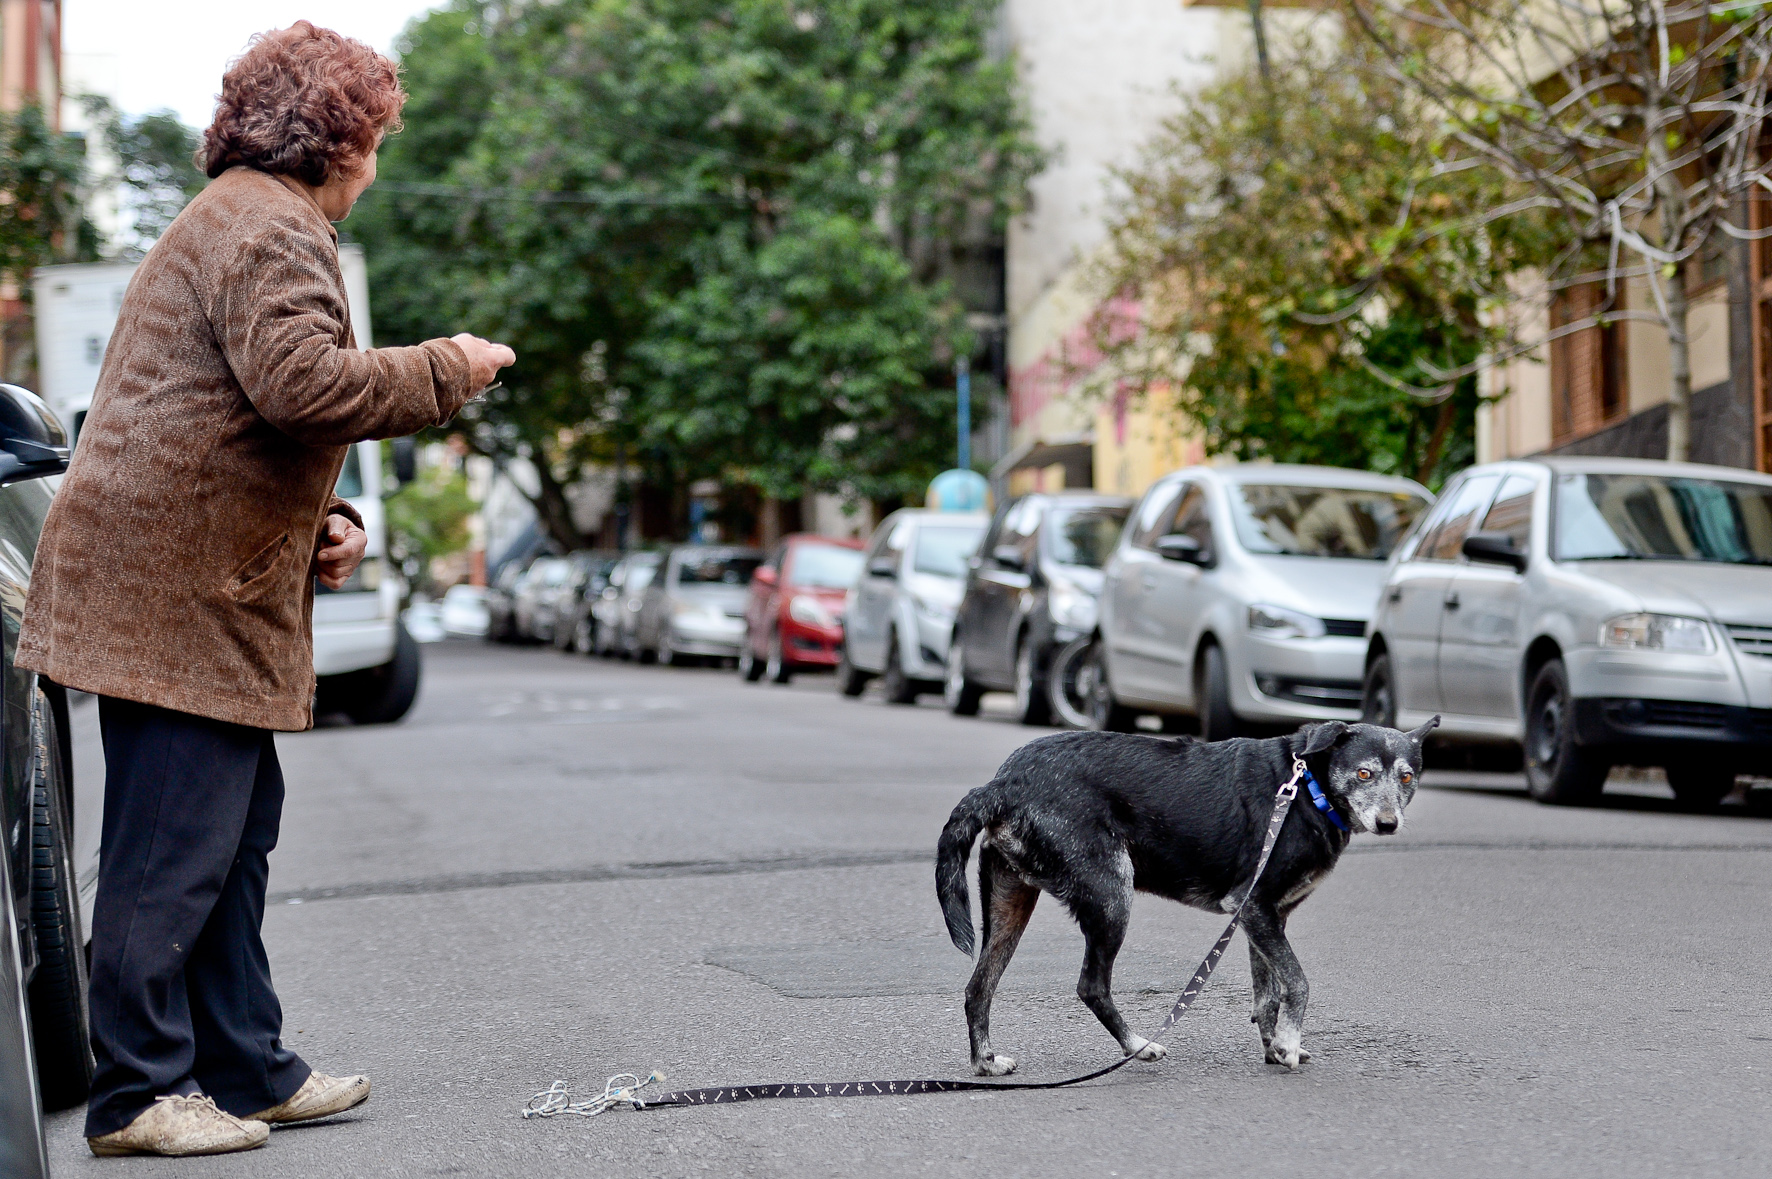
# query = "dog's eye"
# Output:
<box><xmin>1357</xmin><ymin>768</ymin><xmax>1372</xmax><ymax>780</ymax></box>
<box><xmin>1401</xmin><ymin>770</ymin><xmax>1413</xmax><ymax>784</ymax></box>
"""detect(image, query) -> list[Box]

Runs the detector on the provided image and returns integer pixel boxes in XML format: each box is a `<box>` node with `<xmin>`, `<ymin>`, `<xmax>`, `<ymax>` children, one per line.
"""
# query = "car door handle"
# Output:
<box><xmin>1443</xmin><ymin>593</ymin><xmax>1460</xmax><ymax>610</ymax></box>
<box><xmin>1387</xmin><ymin>588</ymin><xmax>1402</xmax><ymax>603</ymax></box>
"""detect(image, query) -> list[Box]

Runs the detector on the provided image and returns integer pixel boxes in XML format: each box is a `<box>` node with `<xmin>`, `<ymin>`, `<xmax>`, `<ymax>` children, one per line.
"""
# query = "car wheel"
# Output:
<box><xmin>340</xmin><ymin>623</ymin><xmax>423</xmax><ymax>725</ymax></box>
<box><xmin>766</xmin><ymin>629</ymin><xmax>793</xmax><ymax>684</ymax></box>
<box><xmin>27</xmin><ymin>692</ymin><xmax>93</xmax><ymax>1109</ymax></box>
<box><xmin>1013</xmin><ymin>639</ymin><xmax>1052</xmax><ymax>726</ymax></box>
<box><xmin>1085</xmin><ymin>643</ymin><xmax>1138</xmax><ymax>732</ymax></box>
<box><xmin>1361</xmin><ymin>651</ymin><xmax>1398</xmax><ymax>728</ymax></box>
<box><xmin>1195</xmin><ymin>642</ymin><xmax>1241</xmax><ymax>743</ymax></box>
<box><xmin>1665</xmin><ymin>763</ymin><xmax>1735</xmax><ymax>810</ymax></box>
<box><xmin>1045</xmin><ymin>636</ymin><xmax>1096</xmax><ymax>730</ymax></box>
<box><xmin>883</xmin><ymin>630</ymin><xmax>920</xmax><ymax>705</ymax></box>
<box><xmin>1524</xmin><ymin>659</ymin><xmax>1606</xmax><ymax>805</ymax></box>
<box><xmin>837</xmin><ymin>641</ymin><xmax>870</xmax><ymax>698</ymax></box>
<box><xmin>944</xmin><ymin>637</ymin><xmax>984</xmax><ymax>716</ymax></box>
<box><xmin>738</xmin><ymin>632</ymin><xmax>765</xmax><ymax>682</ymax></box>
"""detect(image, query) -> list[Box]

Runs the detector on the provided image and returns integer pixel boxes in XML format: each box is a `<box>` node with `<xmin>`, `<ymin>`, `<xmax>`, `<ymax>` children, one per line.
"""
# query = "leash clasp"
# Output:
<box><xmin>1278</xmin><ymin>755</ymin><xmax>1305</xmax><ymax>801</ymax></box>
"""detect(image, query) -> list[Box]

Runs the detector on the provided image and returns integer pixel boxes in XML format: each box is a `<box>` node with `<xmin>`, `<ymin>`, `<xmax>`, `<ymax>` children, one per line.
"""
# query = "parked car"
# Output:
<box><xmin>1361</xmin><ymin>456</ymin><xmax>1772</xmax><ymax>808</ymax></box>
<box><xmin>634</xmin><ymin>546</ymin><xmax>764</xmax><ymax>665</ymax></box>
<box><xmin>0</xmin><ymin>385</ymin><xmax>100</xmax><ymax>1130</ymax></box>
<box><xmin>945</xmin><ymin>492</ymin><xmax>1133</xmax><ymax>724</ymax></box>
<box><xmin>484</xmin><ymin>557</ymin><xmax>531</xmax><ymax>643</ymax></box>
<box><xmin>739</xmin><ymin>534</ymin><xmax>867</xmax><ymax>683</ymax></box>
<box><xmin>554</xmin><ymin>550</ymin><xmax>622</xmax><ymax>653</ymax></box>
<box><xmin>1089</xmin><ymin>464</ymin><xmax>1431</xmax><ymax>738</ymax></box>
<box><xmin>839</xmin><ymin>509</ymin><xmax>989</xmax><ymax>703</ymax></box>
<box><xmin>400</xmin><ymin>598</ymin><xmax>446</xmax><ymax>643</ymax></box>
<box><xmin>592</xmin><ymin>552</ymin><xmax>662</xmax><ymax>658</ymax></box>
<box><xmin>438</xmin><ymin>583</ymin><xmax>490</xmax><ymax>638</ymax></box>
<box><xmin>512</xmin><ymin>554</ymin><xmax>572</xmax><ymax>642</ymax></box>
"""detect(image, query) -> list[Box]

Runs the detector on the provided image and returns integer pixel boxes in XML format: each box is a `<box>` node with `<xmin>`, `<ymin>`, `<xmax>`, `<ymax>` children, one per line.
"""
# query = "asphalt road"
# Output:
<box><xmin>44</xmin><ymin>640</ymin><xmax>1772</xmax><ymax>1177</ymax></box>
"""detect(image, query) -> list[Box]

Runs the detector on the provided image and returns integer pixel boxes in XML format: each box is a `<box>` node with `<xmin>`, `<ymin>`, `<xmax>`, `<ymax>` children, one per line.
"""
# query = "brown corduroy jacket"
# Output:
<box><xmin>17</xmin><ymin>166</ymin><xmax>476</xmax><ymax>731</ymax></box>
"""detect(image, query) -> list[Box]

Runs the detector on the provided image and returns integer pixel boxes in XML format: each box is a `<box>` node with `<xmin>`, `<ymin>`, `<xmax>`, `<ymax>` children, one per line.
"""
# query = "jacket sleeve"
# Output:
<box><xmin>324</xmin><ymin>496</ymin><xmax>365</xmax><ymax>530</ymax></box>
<box><xmin>212</xmin><ymin>219</ymin><xmax>477</xmax><ymax>446</ymax></box>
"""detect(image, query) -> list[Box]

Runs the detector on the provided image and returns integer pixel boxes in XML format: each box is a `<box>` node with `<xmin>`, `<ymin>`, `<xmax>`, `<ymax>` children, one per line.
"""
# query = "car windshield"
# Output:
<box><xmin>1553</xmin><ymin>472</ymin><xmax>1772</xmax><ymax>563</ymax></box>
<box><xmin>677</xmin><ymin>554</ymin><xmax>761</xmax><ymax>585</ymax></box>
<box><xmin>912</xmin><ymin>523</ymin><xmax>985</xmax><ymax>578</ymax></box>
<box><xmin>790</xmin><ymin>544</ymin><xmax>865</xmax><ymax>588</ymax></box>
<box><xmin>1047</xmin><ymin>506</ymin><xmax>1129</xmax><ymax>568</ymax></box>
<box><xmin>1231</xmin><ymin>484</ymin><xmax>1429</xmax><ymax>560</ymax></box>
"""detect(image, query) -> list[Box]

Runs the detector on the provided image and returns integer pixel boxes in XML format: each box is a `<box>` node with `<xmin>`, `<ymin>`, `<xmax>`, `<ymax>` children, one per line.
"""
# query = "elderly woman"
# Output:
<box><xmin>18</xmin><ymin>23</ymin><xmax>514</xmax><ymax>1158</ymax></box>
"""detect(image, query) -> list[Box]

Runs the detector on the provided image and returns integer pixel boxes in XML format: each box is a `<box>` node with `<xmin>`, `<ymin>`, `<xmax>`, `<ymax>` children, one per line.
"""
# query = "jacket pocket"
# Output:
<box><xmin>228</xmin><ymin>532</ymin><xmax>292</xmax><ymax>602</ymax></box>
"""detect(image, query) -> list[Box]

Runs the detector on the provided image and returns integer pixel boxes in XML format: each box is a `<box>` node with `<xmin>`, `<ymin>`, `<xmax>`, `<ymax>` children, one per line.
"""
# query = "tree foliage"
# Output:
<box><xmin>0</xmin><ymin>102</ymin><xmax>96</xmax><ymax>290</ymax></box>
<box><xmin>1097</xmin><ymin>40</ymin><xmax>1557</xmax><ymax>486</ymax></box>
<box><xmin>82</xmin><ymin>98</ymin><xmax>207</xmax><ymax>255</ymax></box>
<box><xmin>350</xmin><ymin>0</ymin><xmax>1038</xmax><ymax>545</ymax></box>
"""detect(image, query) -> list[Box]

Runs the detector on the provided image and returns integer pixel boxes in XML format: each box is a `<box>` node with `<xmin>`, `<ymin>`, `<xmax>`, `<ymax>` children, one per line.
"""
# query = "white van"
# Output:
<box><xmin>33</xmin><ymin>246</ymin><xmax>420</xmax><ymax>724</ymax></box>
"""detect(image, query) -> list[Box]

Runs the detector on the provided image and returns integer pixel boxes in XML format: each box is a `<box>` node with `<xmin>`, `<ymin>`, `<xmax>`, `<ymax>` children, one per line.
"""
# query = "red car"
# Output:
<box><xmin>739</xmin><ymin>533</ymin><xmax>867</xmax><ymax>683</ymax></box>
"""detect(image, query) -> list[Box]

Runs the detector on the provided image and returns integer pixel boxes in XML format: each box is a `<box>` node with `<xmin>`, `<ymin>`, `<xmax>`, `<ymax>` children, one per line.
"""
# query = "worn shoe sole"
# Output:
<box><xmin>89</xmin><ymin>1128</ymin><xmax>269</xmax><ymax>1157</ymax></box>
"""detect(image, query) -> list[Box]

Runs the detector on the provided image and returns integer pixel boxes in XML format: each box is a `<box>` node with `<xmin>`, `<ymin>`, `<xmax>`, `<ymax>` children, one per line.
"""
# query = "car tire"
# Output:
<box><xmin>339</xmin><ymin>623</ymin><xmax>422</xmax><ymax>725</ymax></box>
<box><xmin>1665</xmin><ymin>763</ymin><xmax>1735</xmax><ymax>810</ymax></box>
<box><xmin>1013</xmin><ymin>639</ymin><xmax>1052</xmax><ymax>726</ymax></box>
<box><xmin>766</xmin><ymin>629</ymin><xmax>793</xmax><ymax>684</ymax></box>
<box><xmin>944</xmin><ymin>637</ymin><xmax>984</xmax><ymax>716</ymax></box>
<box><xmin>27</xmin><ymin>692</ymin><xmax>93</xmax><ymax>1110</ymax></box>
<box><xmin>837</xmin><ymin>641</ymin><xmax>870</xmax><ymax>698</ymax></box>
<box><xmin>1045</xmin><ymin>636</ymin><xmax>1096</xmax><ymax>730</ymax></box>
<box><xmin>1524</xmin><ymin>659</ymin><xmax>1606</xmax><ymax>805</ymax></box>
<box><xmin>1085</xmin><ymin>642</ymin><xmax>1138</xmax><ymax>732</ymax></box>
<box><xmin>882</xmin><ymin>630</ymin><xmax>920</xmax><ymax>705</ymax></box>
<box><xmin>1196</xmin><ymin>642</ymin><xmax>1240</xmax><ymax>743</ymax></box>
<box><xmin>1361</xmin><ymin>651</ymin><xmax>1399</xmax><ymax>728</ymax></box>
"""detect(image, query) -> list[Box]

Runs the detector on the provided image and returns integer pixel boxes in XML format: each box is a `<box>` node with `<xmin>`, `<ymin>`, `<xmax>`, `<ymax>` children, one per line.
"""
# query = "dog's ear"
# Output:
<box><xmin>1298</xmin><ymin>721</ymin><xmax>1350</xmax><ymax>756</ymax></box>
<box><xmin>1406</xmin><ymin>715</ymin><xmax>1441</xmax><ymax>747</ymax></box>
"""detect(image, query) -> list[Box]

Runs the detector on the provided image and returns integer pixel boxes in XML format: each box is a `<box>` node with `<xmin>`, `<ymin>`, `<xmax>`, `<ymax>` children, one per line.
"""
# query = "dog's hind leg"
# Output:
<box><xmin>1243</xmin><ymin>902</ymin><xmax>1310</xmax><ymax>1069</ymax></box>
<box><xmin>965</xmin><ymin>845</ymin><xmax>1039</xmax><ymax>1077</ymax></box>
<box><xmin>1071</xmin><ymin>850</ymin><xmax>1165</xmax><ymax>1063</ymax></box>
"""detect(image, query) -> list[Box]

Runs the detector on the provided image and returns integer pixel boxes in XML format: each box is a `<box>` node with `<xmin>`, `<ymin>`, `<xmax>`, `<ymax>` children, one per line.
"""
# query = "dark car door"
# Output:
<box><xmin>0</xmin><ymin>832</ymin><xmax>48</xmax><ymax>1179</ymax></box>
<box><xmin>971</xmin><ymin>498</ymin><xmax>1039</xmax><ymax>685</ymax></box>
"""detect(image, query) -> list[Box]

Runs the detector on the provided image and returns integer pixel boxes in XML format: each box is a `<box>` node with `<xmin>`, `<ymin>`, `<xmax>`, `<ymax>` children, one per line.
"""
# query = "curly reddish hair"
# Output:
<box><xmin>201</xmin><ymin>21</ymin><xmax>405</xmax><ymax>186</ymax></box>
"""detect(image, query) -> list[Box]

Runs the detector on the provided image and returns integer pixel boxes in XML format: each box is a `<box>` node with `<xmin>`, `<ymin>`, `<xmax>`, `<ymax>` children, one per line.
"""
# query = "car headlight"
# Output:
<box><xmin>1247</xmin><ymin>603</ymin><xmax>1326</xmax><ymax>640</ymax></box>
<box><xmin>1599</xmin><ymin>613</ymin><xmax>1715</xmax><ymax>653</ymax></box>
<box><xmin>1048</xmin><ymin>578</ymin><xmax>1097</xmax><ymax>631</ymax></box>
<box><xmin>788</xmin><ymin>595</ymin><xmax>836</xmax><ymax>627</ymax></box>
<box><xmin>911</xmin><ymin>593</ymin><xmax>955</xmax><ymax>624</ymax></box>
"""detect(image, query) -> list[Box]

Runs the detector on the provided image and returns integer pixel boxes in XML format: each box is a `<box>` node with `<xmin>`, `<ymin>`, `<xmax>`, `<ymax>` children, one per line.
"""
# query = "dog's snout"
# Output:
<box><xmin>1373</xmin><ymin>814</ymin><xmax>1399</xmax><ymax>835</ymax></box>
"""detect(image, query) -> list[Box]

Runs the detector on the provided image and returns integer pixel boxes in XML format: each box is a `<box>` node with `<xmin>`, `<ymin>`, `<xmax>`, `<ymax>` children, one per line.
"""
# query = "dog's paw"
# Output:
<box><xmin>1264</xmin><ymin>1042</ymin><xmax>1306</xmax><ymax>1071</ymax></box>
<box><xmin>1124</xmin><ymin>1036</ymin><xmax>1167</xmax><ymax>1062</ymax></box>
<box><xmin>973</xmin><ymin>1053</ymin><xmax>1017</xmax><ymax>1077</ymax></box>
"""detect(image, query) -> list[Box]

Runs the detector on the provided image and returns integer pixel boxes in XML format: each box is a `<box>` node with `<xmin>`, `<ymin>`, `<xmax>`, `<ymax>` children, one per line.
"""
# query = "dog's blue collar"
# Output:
<box><xmin>1302</xmin><ymin>767</ymin><xmax>1349</xmax><ymax>831</ymax></box>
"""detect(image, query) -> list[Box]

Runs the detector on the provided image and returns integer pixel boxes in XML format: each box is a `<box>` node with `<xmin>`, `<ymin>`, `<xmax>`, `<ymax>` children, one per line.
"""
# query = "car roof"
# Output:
<box><xmin>1508</xmin><ymin>455</ymin><xmax>1772</xmax><ymax>486</ymax></box>
<box><xmin>885</xmin><ymin>508</ymin><xmax>989</xmax><ymax>525</ymax></box>
<box><xmin>1168</xmin><ymin>463</ymin><xmax>1432</xmax><ymax>496</ymax></box>
<box><xmin>1010</xmin><ymin>492</ymin><xmax>1134</xmax><ymax>509</ymax></box>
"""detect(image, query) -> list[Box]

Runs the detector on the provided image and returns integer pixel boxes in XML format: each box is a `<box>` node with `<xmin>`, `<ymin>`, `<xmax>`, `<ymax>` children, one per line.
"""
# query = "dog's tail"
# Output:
<box><xmin>936</xmin><ymin>785</ymin><xmax>997</xmax><ymax>958</ymax></box>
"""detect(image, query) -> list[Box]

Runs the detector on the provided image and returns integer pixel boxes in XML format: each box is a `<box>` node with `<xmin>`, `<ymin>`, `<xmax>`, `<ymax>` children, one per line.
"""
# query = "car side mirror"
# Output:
<box><xmin>1462</xmin><ymin>531</ymin><xmax>1528</xmax><ymax>572</ymax></box>
<box><xmin>754</xmin><ymin>566</ymin><xmax>778</xmax><ymax>587</ymax></box>
<box><xmin>0</xmin><ymin>383</ymin><xmax>68</xmax><ymax>483</ymax></box>
<box><xmin>1156</xmin><ymin>533</ymin><xmax>1207</xmax><ymax>565</ymax></box>
<box><xmin>991</xmin><ymin>544</ymin><xmax>1025</xmax><ymax>571</ymax></box>
<box><xmin>868</xmin><ymin>556</ymin><xmax>898</xmax><ymax>580</ymax></box>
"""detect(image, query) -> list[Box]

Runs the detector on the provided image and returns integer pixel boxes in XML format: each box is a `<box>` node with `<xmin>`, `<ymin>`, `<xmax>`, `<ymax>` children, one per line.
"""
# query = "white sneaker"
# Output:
<box><xmin>88</xmin><ymin>1093</ymin><xmax>270</xmax><ymax>1157</ymax></box>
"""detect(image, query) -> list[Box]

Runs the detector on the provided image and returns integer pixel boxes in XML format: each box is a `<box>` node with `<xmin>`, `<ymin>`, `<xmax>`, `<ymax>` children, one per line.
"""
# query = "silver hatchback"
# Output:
<box><xmin>1092</xmin><ymin>464</ymin><xmax>1431</xmax><ymax>737</ymax></box>
<box><xmin>1362</xmin><ymin>456</ymin><xmax>1772</xmax><ymax>808</ymax></box>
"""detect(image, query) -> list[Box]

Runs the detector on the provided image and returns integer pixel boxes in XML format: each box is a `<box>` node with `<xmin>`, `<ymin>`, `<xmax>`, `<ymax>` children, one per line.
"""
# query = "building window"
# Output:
<box><xmin>1549</xmin><ymin>283</ymin><xmax>1628</xmax><ymax>445</ymax></box>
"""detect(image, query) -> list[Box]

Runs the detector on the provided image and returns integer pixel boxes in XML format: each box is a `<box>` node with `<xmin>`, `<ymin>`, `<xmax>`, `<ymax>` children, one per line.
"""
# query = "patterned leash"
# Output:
<box><xmin>522</xmin><ymin>761</ymin><xmax>1305</xmax><ymax>1118</ymax></box>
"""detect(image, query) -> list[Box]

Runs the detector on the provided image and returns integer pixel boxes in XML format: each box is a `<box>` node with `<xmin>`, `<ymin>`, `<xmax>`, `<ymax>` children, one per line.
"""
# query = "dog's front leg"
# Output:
<box><xmin>1243</xmin><ymin>904</ymin><xmax>1309</xmax><ymax>1070</ymax></box>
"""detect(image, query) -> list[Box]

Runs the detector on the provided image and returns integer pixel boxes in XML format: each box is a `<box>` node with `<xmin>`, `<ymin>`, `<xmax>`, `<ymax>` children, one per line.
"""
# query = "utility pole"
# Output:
<box><xmin>957</xmin><ymin>357</ymin><xmax>971</xmax><ymax>471</ymax></box>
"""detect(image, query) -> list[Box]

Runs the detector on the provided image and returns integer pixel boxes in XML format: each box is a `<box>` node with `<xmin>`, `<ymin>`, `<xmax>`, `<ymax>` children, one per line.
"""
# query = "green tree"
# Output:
<box><xmin>1098</xmin><ymin>42</ymin><xmax>1556</xmax><ymax>486</ymax></box>
<box><xmin>82</xmin><ymin>98</ymin><xmax>207</xmax><ymax>254</ymax></box>
<box><xmin>386</xmin><ymin>462</ymin><xmax>478</xmax><ymax>592</ymax></box>
<box><xmin>350</xmin><ymin>0</ymin><xmax>1037</xmax><ymax>546</ymax></box>
<box><xmin>0</xmin><ymin>102</ymin><xmax>96</xmax><ymax>289</ymax></box>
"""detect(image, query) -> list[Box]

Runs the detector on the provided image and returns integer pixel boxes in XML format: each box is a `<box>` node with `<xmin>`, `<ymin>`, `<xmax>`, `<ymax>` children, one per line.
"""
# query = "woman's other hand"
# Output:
<box><xmin>316</xmin><ymin>513</ymin><xmax>368</xmax><ymax>590</ymax></box>
<box><xmin>450</xmin><ymin>333</ymin><xmax>516</xmax><ymax>391</ymax></box>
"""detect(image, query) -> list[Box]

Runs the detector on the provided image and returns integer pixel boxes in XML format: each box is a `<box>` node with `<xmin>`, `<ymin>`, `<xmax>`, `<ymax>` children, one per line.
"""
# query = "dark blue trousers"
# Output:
<box><xmin>83</xmin><ymin>697</ymin><xmax>309</xmax><ymax>1137</ymax></box>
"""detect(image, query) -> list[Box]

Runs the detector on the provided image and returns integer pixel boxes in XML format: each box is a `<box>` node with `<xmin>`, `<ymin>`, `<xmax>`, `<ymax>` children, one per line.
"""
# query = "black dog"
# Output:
<box><xmin>935</xmin><ymin>718</ymin><xmax>1437</xmax><ymax>1075</ymax></box>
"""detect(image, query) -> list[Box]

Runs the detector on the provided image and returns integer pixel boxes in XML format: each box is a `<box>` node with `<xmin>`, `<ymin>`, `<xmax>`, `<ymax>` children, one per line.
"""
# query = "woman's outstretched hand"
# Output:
<box><xmin>451</xmin><ymin>333</ymin><xmax>517</xmax><ymax>392</ymax></box>
<box><xmin>316</xmin><ymin>513</ymin><xmax>368</xmax><ymax>590</ymax></box>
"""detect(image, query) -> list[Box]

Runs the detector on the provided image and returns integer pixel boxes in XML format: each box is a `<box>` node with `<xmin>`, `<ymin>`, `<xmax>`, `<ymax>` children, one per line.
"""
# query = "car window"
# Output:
<box><xmin>1129</xmin><ymin>484</ymin><xmax>1187</xmax><ymax>551</ymax></box>
<box><xmin>1553</xmin><ymin>472</ymin><xmax>1772</xmax><ymax>563</ymax></box>
<box><xmin>677</xmin><ymin>554</ymin><xmax>761</xmax><ymax>585</ymax></box>
<box><xmin>1478</xmin><ymin>474</ymin><xmax>1536</xmax><ymax>550</ymax></box>
<box><xmin>1046</xmin><ymin>505</ymin><xmax>1130</xmax><ymax>568</ymax></box>
<box><xmin>912</xmin><ymin>523</ymin><xmax>985</xmax><ymax>578</ymax></box>
<box><xmin>627</xmin><ymin>562</ymin><xmax>657</xmax><ymax>591</ymax></box>
<box><xmin>788</xmin><ymin>544</ymin><xmax>865</xmax><ymax>588</ymax></box>
<box><xmin>1168</xmin><ymin>486</ymin><xmax>1211</xmax><ymax>548</ymax></box>
<box><xmin>1230</xmin><ymin>483</ymin><xmax>1430</xmax><ymax>560</ymax></box>
<box><xmin>1419</xmin><ymin>474</ymin><xmax>1502</xmax><ymax>561</ymax></box>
